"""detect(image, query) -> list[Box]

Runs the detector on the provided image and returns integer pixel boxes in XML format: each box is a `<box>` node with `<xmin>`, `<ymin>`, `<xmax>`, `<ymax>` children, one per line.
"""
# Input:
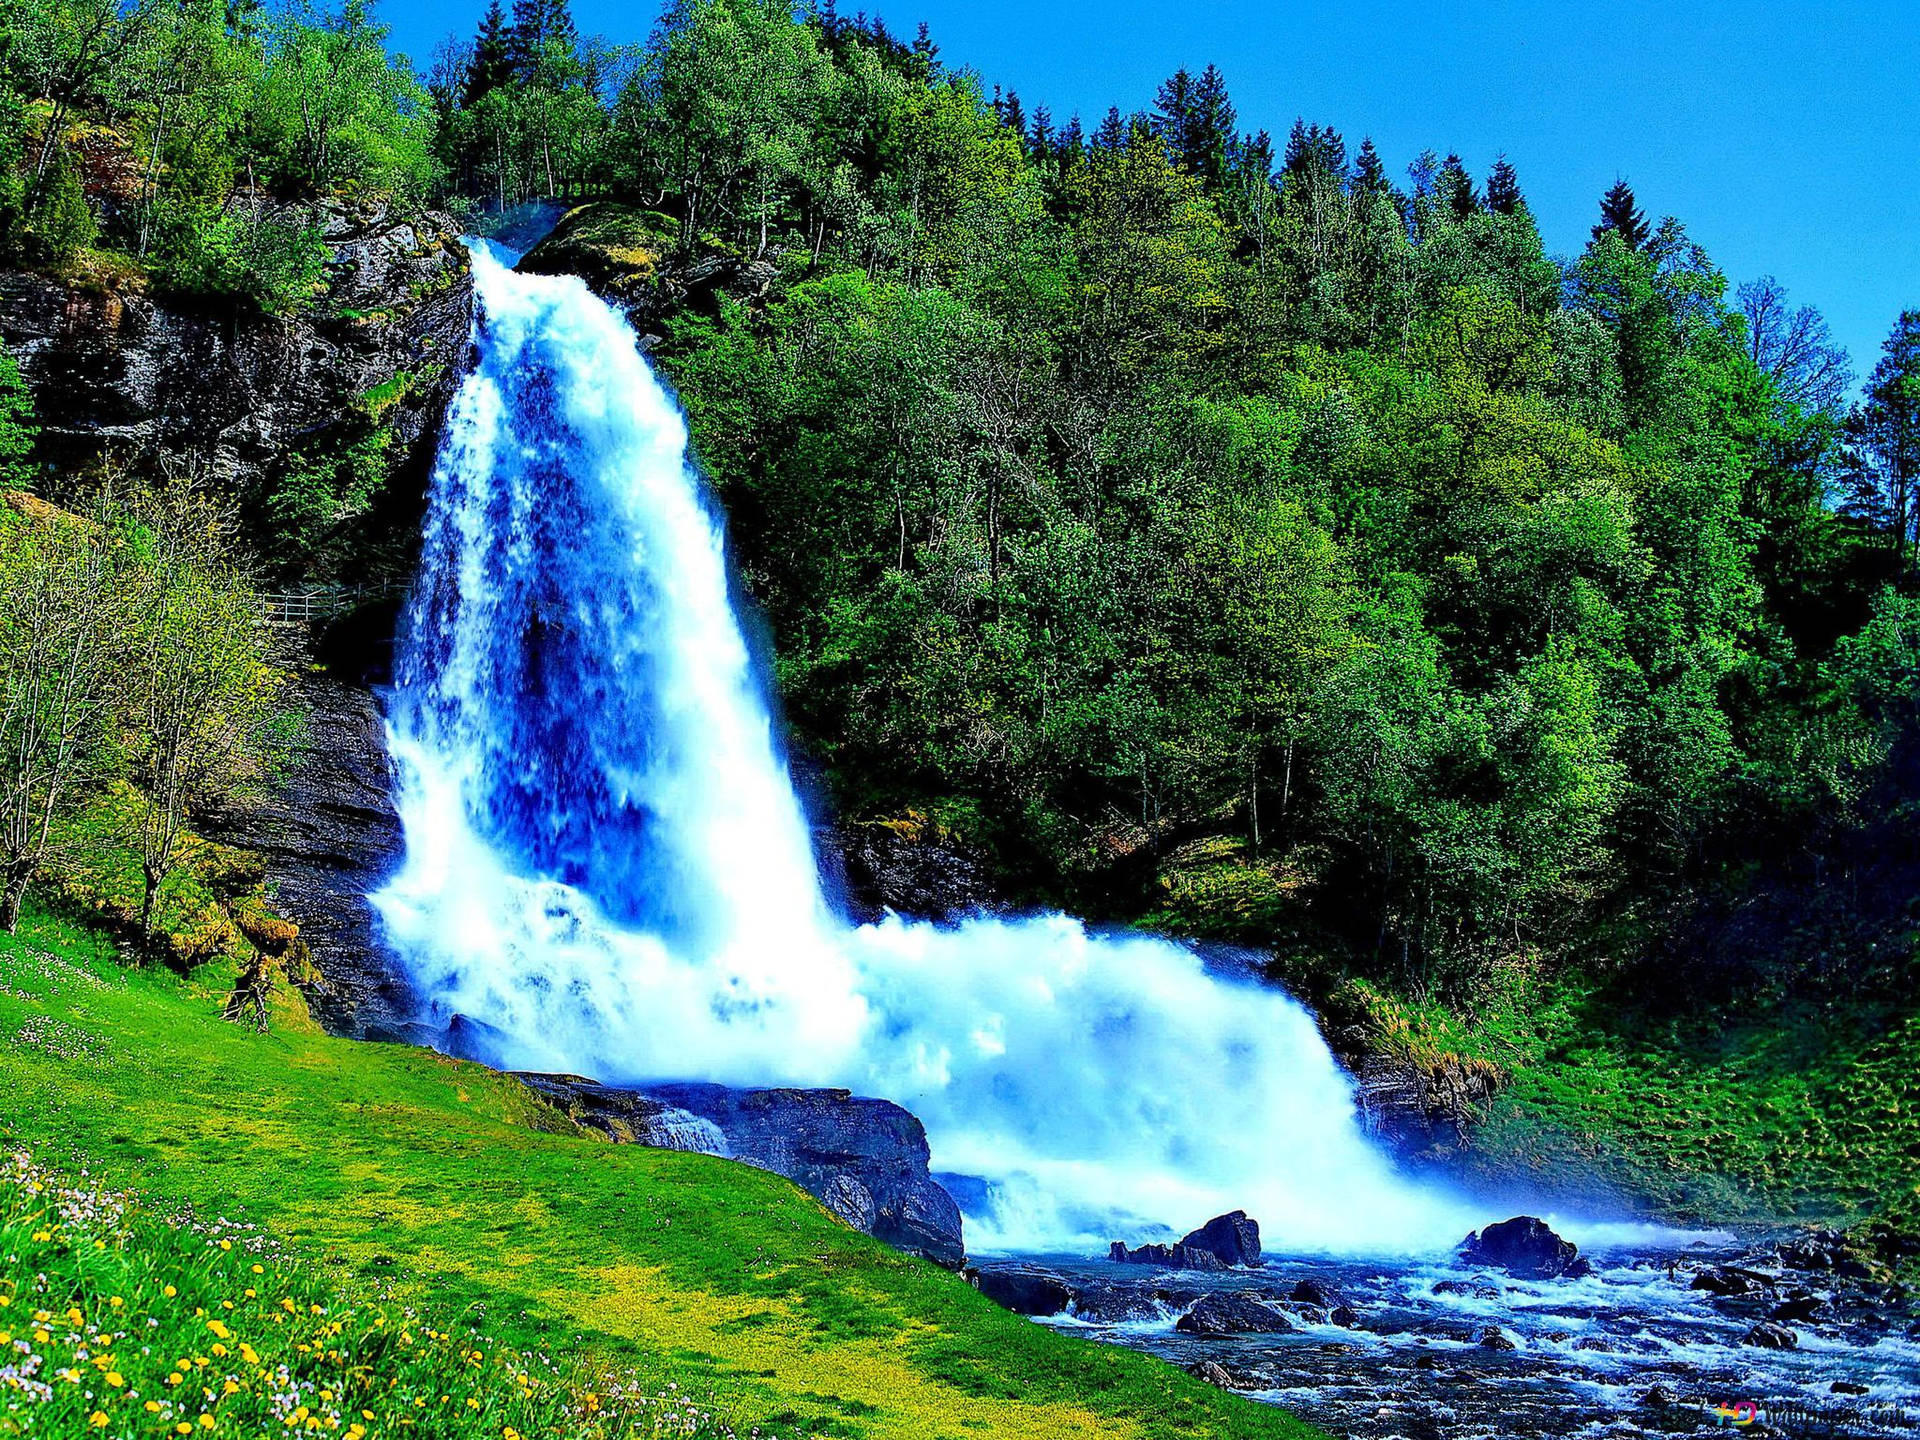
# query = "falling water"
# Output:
<box><xmin>375</xmin><ymin>245</ymin><xmax>1477</xmax><ymax>1254</ymax></box>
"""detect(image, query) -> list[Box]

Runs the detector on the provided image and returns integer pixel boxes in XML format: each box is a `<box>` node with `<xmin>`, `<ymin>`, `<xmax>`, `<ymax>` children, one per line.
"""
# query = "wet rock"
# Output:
<box><xmin>1831</xmin><ymin>1381</ymin><xmax>1870</xmax><ymax>1396</ymax></box>
<box><xmin>832</xmin><ymin>815</ymin><xmax>1006</xmax><ymax>925</ymax></box>
<box><xmin>1433</xmin><ymin>1278</ymin><xmax>1503</xmax><ymax>1300</ymax></box>
<box><xmin>1573</xmin><ymin>1337</ymin><xmax>1614</xmax><ymax>1352</ymax></box>
<box><xmin>1174</xmin><ymin>1293</ymin><xmax>1297</xmax><ymax>1337</ymax></box>
<box><xmin>1771</xmin><ymin>1293</ymin><xmax>1828</xmax><ymax>1323</ymax></box>
<box><xmin>1180</xmin><ymin>1211</ymin><xmax>1262</xmax><ymax>1268</ymax></box>
<box><xmin>975</xmin><ymin>1265</ymin><xmax>1073</xmax><ymax>1317</ymax></box>
<box><xmin>1290</xmin><ymin>1277</ymin><xmax>1342</xmax><ymax>1307</ymax></box>
<box><xmin>1478</xmin><ymin>1326</ymin><xmax>1518</xmax><ymax>1351</ymax></box>
<box><xmin>1066</xmin><ymin>1284</ymin><xmax>1165</xmax><ymax>1325</ymax></box>
<box><xmin>1107</xmin><ymin>1239</ymin><xmax>1227</xmax><ymax>1272</ymax></box>
<box><xmin>1691</xmin><ymin>1265</ymin><xmax>1770</xmax><ymax>1296</ymax></box>
<box><xmin>1329</xmin><ymin>1304</ymin><xmax>1362</xmax><ymax>1328</ymax></box>
<box><xmin>1189</xmin><ymin>1360</ymin><xmax>1237</xmax><ymax>1390</ymax></box>
<box><xmin>1458</xmin><ymin>1216</ymin><xmax>1582</xmax><ymax>1279</ymax></box>
<box><xmin>1742</xmin><ymin>1321</ymin><xmax>1799</xmax><ymax>1349</ymax></box>
<box><xmin>1642</xmin><ymin>1385</ymin><xmax>1674</xmax><ymax>1408</ymax></box>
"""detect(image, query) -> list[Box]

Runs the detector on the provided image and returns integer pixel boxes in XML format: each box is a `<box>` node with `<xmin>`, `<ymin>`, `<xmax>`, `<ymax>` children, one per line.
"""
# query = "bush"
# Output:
<box><xmin>151</xmin><ymin>201</ymin><xmax>328</xmax><ymax>317</ymax></box>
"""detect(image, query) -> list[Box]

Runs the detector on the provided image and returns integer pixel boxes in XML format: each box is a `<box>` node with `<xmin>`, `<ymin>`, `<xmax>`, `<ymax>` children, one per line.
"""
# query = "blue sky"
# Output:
<box><xmin>384</xmin><ymin>0</ymin><xmax>1919</xmax><ymax>385</ymax></box>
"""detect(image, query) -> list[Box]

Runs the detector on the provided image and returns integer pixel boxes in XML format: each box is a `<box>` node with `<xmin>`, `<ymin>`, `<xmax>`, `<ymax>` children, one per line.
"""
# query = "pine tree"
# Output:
<box><xmin>1152</xmin><ymin>69</ymin><xmax>1195</xmax><ymax>157</ymax></box>
<box><xmin>1094</xmin><ymin>106</ymin><xmax>1127</xmax><ymax>151</ymax></box>
<box><xmin>910</xmin><ymin>21</ymin><xmax>938</xmax><ymax>80</ymax></box>
<box><xmin>1485</xmin><ymin>155</ymin><xmax>1523</xmax><ymax>215</ymax></box>
<box><xmin>1028</xmin><ymin>103</ymin><xmax>1055</xmax><ymax>161</ymax></box>
<box><xmin>462</xmin><ymin>0</ymin><xmax>513</xmax><ymax>106</ymax></box>
<box><xmin>1593</xmin><ymin>179</ymin><xmax>1650</xmax><ymax>249</ymax></box>
<box><xmin>1001</xmin><ymin>90</ymin><xmax>1028</xmax><ymax>146</ymax></box>
<box><xmin>507</xmin><ymin>0</ymin><xmax>576</xmax><ymax>84</ymax></box>
<box><xmin>1352</xmin><ymin>136</ymin><xmax>1387</xmax><ymax>195</ymax></box>
<box><xmin>1059</xmin><ymin>114</ymin><xmax>1085</xmax><ymax>161</ymax></box>
<box><xmin>1844</xmin><ymin>311</ymin><xmax>1920</xmax><ymax>572</ymax></box>
<box><xmin>1440</xmin><ymin>151</ymin><xmax>1477</xmax><ymax>219</ymax></box>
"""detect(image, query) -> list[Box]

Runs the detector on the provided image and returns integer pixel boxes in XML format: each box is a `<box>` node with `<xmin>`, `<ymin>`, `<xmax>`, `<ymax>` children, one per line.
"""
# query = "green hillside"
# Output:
<box><xmin>0</xmin><ymin>910</ymin><xmax>1320</xmax><ymax>1440</ymax></box>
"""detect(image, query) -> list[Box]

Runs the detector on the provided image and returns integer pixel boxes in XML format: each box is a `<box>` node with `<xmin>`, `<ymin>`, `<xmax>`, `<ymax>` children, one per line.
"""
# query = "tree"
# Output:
<box><xmin>1843</xmin><ymin>311</ymin><xmax>1920</xmax><ymax>574</ymax></box>
<box><xmin>462</xmin><ymin>0</ymin><xmax>514</xmax><ymax>105</ymax></box>
<box><xmin>1439</xmin><ymin>151</ymin><xmax>1476</xmax><ymax>219</ymax></box>
<box><xmin>1593</xmin><ymin>178</ymin><xmax>1650</xmax><ymax>250</ymax></box>
<box><xmin>506</xmin><ymin>0</ymin><xmax>578</xmax><ymax>84</ymax></box>
<box><xmin>1738</xmin><ymin>275</ymin><xmax>1853</xmax><ymax>415</ymax></box>
<box><xmin>1485</xmin><ymin>155</ymin><xmax>1523</xmax><ymax>215</ymax></box>
<box><xmin>0</xmin><ymin>353</ymin><xmax>33</xmax><ymax>487</ymax></box>
<box><xmin>121</xmin><ymin>493</ymin><xmax>283</xmax><ymax>950</ymax></box>
<box><xmin>0</xmin><ymin>489</ymin><xmax>133</xmax><ymax>931</ymax></box>
<box><xmin>1352</xmin><ymin>136</ymin><xmax>1387</xmax><ymax>195</ymax></box>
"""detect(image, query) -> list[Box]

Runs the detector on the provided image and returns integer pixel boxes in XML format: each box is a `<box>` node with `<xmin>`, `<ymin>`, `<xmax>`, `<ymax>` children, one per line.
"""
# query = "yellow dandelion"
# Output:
<box><xmin>88</xmin><ymin>1411</ymin><xmax>109</xmax><ymax>1428</ymax></box>
<box><xmin>105</xmin><ymin>1371</ymin><xmax>124</xmax><ymax>1388</ymax></box>
<box><xmin>218</xmin><ymin>1240</ymin><xmax>231</xmax><ymax>1252</ymax></box>
<box><xmin>164</xmin><ymin>1286</ymin><xmax>177</xmax><ymax>1299</ymax></box>
<box><xmin>199</xmin><ymin>1417</ymin><xmax>216</xmax><ymax>1430</ymax></box>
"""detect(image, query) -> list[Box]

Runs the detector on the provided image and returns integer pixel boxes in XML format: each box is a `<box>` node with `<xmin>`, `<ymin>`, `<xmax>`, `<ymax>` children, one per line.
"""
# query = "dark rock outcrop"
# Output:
<box><xmin>1742</xmin><ymin>1320</ymin><xmax>1799</xmax><ymax>1349</ymax></box>
<box><xmin>1458</xmin><ymin>1216</ymin><xmax>1583</xmax><ymax>1279</ymax></box>
<box><xmin>1109</xmin><ymin>1210</ymin><xmax>1262</xmax><ymax>1272</ymax></box>
<box><xmin>1180</xmin><ymin>1211</ymin><xmax>1262</xmax><ymax>1268</ymax></box>
<box><xmin>1174</xmin><ymin>1293</ymin><xmax>1296</xmax><ymax>1337</ymax></box>
<box><xmin>1290</xmin><ymin>1277</ymin><xmax>1341</xmax><ymax>1307</ymax></box>
<box><xmin>0</xmin><ymin>199</ymin><xmax>470</xmax><ymax>514</ymax></box>
<box><xmin>1107</xmin><ymin>1239</ymin><xmax>1226</xmax><ymax>1272</ymax></box>
<box><xmin>833</xmin><ymin>817</ymin><xmax>1004</xmax><ymax>925</ymax></box>
<box><xmin>517</xmin><ymin>202</ymin><xmax>778</xmax><ymax>342</ymax></box>
<box><xmin>204</xmin><ymin>673</ymin><xmax>416</xmax><ymax>1040</ymax></box>
<box><xmin>1691</xmin><ymin>1265</ymin><xmax>1769</xmax><ymax>1297</ymax></box>
<box><xmin>974</xmin><ymin>1265</ymin><xmax>1073</xmax><ymax>1317</ymax></box>
<box><xmin>515</xmin><ymin>1074</ymin><xmax>965</xmax><ymax>1269</ymax></box>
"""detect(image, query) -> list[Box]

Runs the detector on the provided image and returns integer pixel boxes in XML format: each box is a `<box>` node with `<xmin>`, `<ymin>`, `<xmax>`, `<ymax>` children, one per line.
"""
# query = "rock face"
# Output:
<box><xmin>514</xmin><ymin>1073</ymin><xmax>965</xmax><ymax>1269</ymax></box>
<box><xmin>0</xmin><ymin>199</ymin><xmax>470</xmax><ymax>510</ymax></box>
<box><xmin>204</xmin><ymin>672</ymin><xmax>416</xmax><ymax>1040</ymax></box>
<box><xmin>1107</xmin><ymin>1239</ymin><xmax>1227</xmax><ymax>1271</ymax></box>
<box><xmin>832</xmin><ymin>817</ymin><xmax>1005</xmax><ymax>925</ymax></box>
<box><xmin>1459</xmin><ymin>1216</ymin><xmax>1585</xmax><ymax>1279</ymax></box>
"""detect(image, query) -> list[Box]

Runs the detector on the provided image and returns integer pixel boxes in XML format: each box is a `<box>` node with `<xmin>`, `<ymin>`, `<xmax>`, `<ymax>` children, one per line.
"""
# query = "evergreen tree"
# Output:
<box><xmin>1352</xmin><ymin>136</ymin><xmax>1388</xmax><ymax>195</ymax></box>
<box><xmin>1844</xmin><ymin>311</ymin><xmax>1920</xmax><ymax>573</ymax></box>
<box><xmin>1485</xmin><ymin>155</ymin><xmax>1523</xmax><ymax>215</ymax></box>
<box><xmin>1593</xmin><ymin>179</ymin><xmax>1650</xmax><ymax>249</ymax></box>
<box><xmin>1094</xmin><ymin>106</ymin><xmax>1127</xmax><ymax>151</ymax></box>
<box><xmin>909</xmin><ymin>21</ymin><xmax>938</xmax><ymax>80</ymax></box>
<box><xmin>1439</xmin><ymin>151</ymin><xmax>1477</xmax><ymax>219</ymax></box>
<box><xmin>1028</xmin><ymin>103</ymin><xmax>1055</xmax><ymax>161</ymax></box>
<box><xmin>462</xmin><ymin>0</ymin><xmax>514</xmax><ymax>107</ymax></box>
<box><xmin>1001</xmin><ymin>89</ymin><xmax>1028</xmax><ymax>146</ymax></box>
<box><xmin>507</xmin><ymin>0</ymin><xmax>576</xmax><ymax>83</ymax></box>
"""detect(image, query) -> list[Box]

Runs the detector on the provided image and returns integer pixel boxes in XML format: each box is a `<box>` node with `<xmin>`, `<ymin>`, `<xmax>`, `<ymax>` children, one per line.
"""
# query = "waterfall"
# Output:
<box><xmin>375</xmin><ymin>244</ymin><xmax>1476</xmax><ymax>1254</ymax></box>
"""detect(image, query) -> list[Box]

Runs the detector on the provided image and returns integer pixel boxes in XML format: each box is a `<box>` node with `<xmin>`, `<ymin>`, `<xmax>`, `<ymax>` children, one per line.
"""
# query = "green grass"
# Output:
<box><xmin>0</xmin><ymin>909</ymin><xmax>1321</xmax><ymax>1440</ymax></box>
<box><xmin>1365</xmin><ymin>971</ymin><xmax>1920</xmax><ymax>1242</ymax></box>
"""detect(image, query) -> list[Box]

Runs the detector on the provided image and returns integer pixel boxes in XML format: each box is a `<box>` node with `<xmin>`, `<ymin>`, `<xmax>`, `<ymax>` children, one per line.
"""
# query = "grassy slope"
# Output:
<box><xmin>0</xmin><ymin>909</ymin><xmax>1320</xmax><ymax>1440</ymax></box>
<box><xmin>1372</xmin><ymin>973</ymin><xmax>1920</xmax><ymax>1237</ymax></box>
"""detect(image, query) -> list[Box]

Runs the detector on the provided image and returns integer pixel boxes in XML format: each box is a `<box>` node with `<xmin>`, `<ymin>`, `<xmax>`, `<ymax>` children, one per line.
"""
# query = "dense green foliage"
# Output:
<box><xmin>0</xmin><ymin>0</ymin><xmax>433</xmax><ymax>311</ymax></box>
<box><xmin>0</xmin><ymin>909</ymin><xmax>1320</xmax><ymax>1440</ymax></box>
<box><xmin>1</xmin><ymin>0</ymin><xmax>1916</xmax><ymax>1229</ymax></box>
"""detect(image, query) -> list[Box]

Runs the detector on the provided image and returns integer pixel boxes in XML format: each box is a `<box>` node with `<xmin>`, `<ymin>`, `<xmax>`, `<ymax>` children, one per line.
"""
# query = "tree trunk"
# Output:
<box><xmin>138</xmin><ymin>866</ymin><xmax>162</xmax><ymax>950</ymax></box>
<box><xmin>0</xmin><ymin>866</ymin><xmax>29</xmax><ymax>934</ymax></box>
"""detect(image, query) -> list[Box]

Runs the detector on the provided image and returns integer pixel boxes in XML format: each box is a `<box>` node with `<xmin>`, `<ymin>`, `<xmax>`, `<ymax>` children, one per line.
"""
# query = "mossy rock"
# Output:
<box><xmin>518</xmin><ymin>202</ymin><xmax>681</xmax><ymax>301</ymax></box>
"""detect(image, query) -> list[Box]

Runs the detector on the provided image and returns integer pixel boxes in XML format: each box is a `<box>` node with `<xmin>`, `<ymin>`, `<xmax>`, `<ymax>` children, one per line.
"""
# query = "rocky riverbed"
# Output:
<box><xmin>976</xmin><ymin>1228</ymin><xmax>1920</xmax><ymax>1439</ymax></box>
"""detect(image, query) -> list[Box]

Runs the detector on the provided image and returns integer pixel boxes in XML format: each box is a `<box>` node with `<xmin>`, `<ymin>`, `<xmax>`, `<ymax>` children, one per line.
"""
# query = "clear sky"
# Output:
<box><xmin>384</xmin><ymin>0</ymin><xmax>1919</xmax><ymax>386</ymax></box>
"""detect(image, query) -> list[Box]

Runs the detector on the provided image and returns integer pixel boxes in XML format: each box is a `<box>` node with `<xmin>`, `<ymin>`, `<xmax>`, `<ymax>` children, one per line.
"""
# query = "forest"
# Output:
<box><xmin>0</xmin><ymin>0</ymin><xmax>1915</xmax><ymax>1021</ymax></box>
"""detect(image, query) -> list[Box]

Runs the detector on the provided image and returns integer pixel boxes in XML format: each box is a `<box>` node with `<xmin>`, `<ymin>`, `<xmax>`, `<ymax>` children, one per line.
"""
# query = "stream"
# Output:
<box><xmin>980</xmin><ymin>1237</ymin><xmax>1920</xmax><ymax>1438</ymax></box>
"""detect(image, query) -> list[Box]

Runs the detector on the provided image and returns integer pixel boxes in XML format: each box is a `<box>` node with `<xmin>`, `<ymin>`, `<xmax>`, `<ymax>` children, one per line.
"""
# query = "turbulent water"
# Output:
<box><xmin>375</xmin><ymin>243</ymin><xmax>1480</xmax><ymax>1255</ymax></box>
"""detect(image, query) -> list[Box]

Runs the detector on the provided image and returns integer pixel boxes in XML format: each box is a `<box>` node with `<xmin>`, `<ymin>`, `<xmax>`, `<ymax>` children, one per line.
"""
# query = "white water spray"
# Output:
<box><xmin>375</xmin><ymin>246</ymin><xmax>1477</xmax><ymax>1254</ymax></box>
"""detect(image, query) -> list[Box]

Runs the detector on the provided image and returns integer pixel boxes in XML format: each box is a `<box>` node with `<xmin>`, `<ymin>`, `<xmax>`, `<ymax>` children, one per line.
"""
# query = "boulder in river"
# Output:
<box><xmin>975</xmin><ymin>1265</ymin><xmax>1074</xmax><ymax>1317</ymax></box>
<box><xmin>1175</xmin><ymin>1293</ymin><xmax>1297</xmax><ymax>1336</ymax></box>
<box><xmin>1107</xmin><ymin>1239</ymin><xmax>1227</xmax><ymax>1271</ymax></box>
<box><xmin>1742</xmin><ymin>1321</ymin><xmax>1799</xmax><ymax>1349</ymax></box>
<box><xmin>1458</xmin><ymin>1216</ymin><xmax>1582</xmax><ymax>1279</ymax></box>
<box><xmin>1691</xmin><ymin>1264</ymin><xmax>1769</xmax><ymax>1296</ymax></box>
<box><xmin>1479</xmin><ymin>1326</ymin><xmax>1518</xmax><ymax>1351</ymax></box>
<box><xmin>1110</xmin><ymin>1210</ymin><xmax>1261</xmax><ymax>1271</ymax></box>
<box><xmin>1189</xmin><ymin>1360</ymin><xmax>1238</xmax><ymax>1390</ymax></box>
<box><xmin>1290</xmin><ymin>1277</ymin><xmax>1342</xmax><ymax>1307</ymax></box>
<box><xmin>1180</xmin><ymin>1211</ymin><xmax>1263</xmax><ymax>1267</ymax></box>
